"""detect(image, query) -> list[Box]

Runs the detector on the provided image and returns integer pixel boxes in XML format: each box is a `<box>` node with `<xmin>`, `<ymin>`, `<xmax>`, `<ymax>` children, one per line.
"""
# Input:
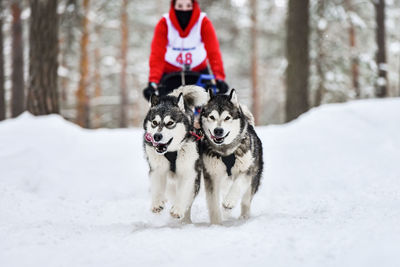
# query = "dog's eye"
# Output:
<box><xmin>152</xmin><ymin>120</ymin><xmax>159</xmax><ymax>127</ymax></box>
<box><xmin>209</xmin><ymin>115</ymin><xmax>215</xmax><ymax>120</ymax></box>
<box><xmin>166</xmin><ymin>121</ymin><xmax>174</xmax><ymax>126</ymax></box>
<box><xmin>225</xmin><ymin>116</ymin><xmax>231</xmax><ymax>121</ymax></box>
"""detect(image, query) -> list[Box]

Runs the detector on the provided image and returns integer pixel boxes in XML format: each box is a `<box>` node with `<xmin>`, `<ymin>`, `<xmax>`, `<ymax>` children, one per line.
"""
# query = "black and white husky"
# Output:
<box><xmin>143</xmin><ymin>85</ymin><xmax>207</xmax><ymax>223</ymax></box>
<box><xmin>200</xmin><ymin>89</ymin><xmax>263</xmax><ymax>224</ymax></box>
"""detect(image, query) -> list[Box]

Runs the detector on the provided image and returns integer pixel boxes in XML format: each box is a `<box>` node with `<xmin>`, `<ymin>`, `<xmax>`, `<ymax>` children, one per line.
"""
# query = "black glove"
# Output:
<box><xmin>216</xmin><ymin>80</ymin><xmax>229</xmax><ymax>94</ymax></box>
<box><xmin>143</xmin><ymin>82</ymin><xmax>158</xmax><ymax>101</ymax></box>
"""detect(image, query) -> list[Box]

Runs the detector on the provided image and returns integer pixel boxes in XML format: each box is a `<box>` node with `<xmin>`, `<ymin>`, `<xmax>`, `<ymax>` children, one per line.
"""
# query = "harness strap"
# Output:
<box><xmin>164</xmin><ymin>151</ymin><xmax>177</xmax><ymax>173</ymax></box>
<box><xmin>189</xmin><ymin>130</ymin><xmax>203</xmax><ymax>141</ymax></box>
<box><xmin>221</xmin><ymin>154</ymin><xmax>236</xmax><ymax>176</ymax></box>
<box><xmin>188</xmin><ymin>127</ymin><xmax>203</xmax><ymax>141</ymax></box>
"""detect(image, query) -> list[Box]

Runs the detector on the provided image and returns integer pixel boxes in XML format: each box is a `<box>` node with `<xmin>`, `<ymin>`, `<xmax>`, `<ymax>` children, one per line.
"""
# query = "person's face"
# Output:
<box><xmin>174</xmin><ymin>0</ymin><xmax>193</xmax><ymax>11</ymax></box>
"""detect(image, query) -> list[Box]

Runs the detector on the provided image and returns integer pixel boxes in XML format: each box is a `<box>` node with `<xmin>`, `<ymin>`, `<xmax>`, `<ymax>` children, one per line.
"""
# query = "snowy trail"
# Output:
<box><xmin>1</xmin><ymin>98</ymin><xmax>400</xmax><ymax>267</ymax></box>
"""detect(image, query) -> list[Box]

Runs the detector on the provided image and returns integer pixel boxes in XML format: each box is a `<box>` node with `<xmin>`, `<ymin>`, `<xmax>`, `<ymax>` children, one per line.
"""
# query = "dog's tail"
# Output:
<box><xmin>168</xmin><ymin>85</ymin><xmax>208</xmax><ymax>108</ymax></box>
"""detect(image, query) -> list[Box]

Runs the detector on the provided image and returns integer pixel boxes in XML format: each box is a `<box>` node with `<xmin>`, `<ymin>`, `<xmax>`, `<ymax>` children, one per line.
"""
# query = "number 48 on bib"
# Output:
<box><xmin>176</xmin><ymin>53</ymin><xmax>193</xmax><ymax>66</ymax></box>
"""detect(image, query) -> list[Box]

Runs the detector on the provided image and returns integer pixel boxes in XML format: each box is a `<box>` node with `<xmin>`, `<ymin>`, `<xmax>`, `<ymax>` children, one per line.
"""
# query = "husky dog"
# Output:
<box><xmin>143</xmin><ymin>85</ymin><xmax>207</xmax><ymax>222</ymax></box>
<box><xmin>200</xmin><ymin>89</ymin><xmax>263</xmax><ymax>224</ymax></box>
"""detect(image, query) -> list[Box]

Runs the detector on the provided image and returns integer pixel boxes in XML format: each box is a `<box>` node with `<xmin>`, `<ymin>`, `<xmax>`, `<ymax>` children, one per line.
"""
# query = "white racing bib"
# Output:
<box><xmin>164</xmin><ymin>12</ymin><xmax>207</xmax><ymax>69</ymax></box>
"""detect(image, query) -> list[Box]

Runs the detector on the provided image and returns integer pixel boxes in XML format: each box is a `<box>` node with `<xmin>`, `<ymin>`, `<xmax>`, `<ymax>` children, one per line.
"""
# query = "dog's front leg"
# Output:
<box><xmin>150</xmin><ymin>170</ymin><xmax>167</xmax><ymax>213</ymax></box>
<box><xmin>204</xmin><ymin>171</ymin><xmax>222</xmax><ymax>224</ymax></box>
<box><xmin>222</xmin><ymin>174</ymin><xmax>250</xmax><ymax>211</ymax></box>
<box><xmin>240</xmin><ymin>186</ymin><xmax>253</xmax><ymax>219</ymax></box>
<box><xmin>170</xmin><ymin>173</ymin><xmax>196</xmax><ymax>220</ymax></box>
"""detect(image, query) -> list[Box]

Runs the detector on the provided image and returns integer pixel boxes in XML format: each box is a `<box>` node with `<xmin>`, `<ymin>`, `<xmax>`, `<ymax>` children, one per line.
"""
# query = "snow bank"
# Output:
<box><xmin>1</xmin><ymin>99</ymin><xmax>400</xmax><ymax>267</ymax></box>
<box><xmin>0</xmin><ymin>112</ymin><xmax>145</xmax><ymax>201</ymax></box>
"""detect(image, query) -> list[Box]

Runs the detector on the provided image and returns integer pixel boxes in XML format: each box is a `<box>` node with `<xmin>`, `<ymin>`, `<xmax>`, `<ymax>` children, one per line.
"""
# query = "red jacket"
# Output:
<box><xmin>149</xmin><ymin>1</ymin><xmax>225</xmax><ymax>84</ymax></box>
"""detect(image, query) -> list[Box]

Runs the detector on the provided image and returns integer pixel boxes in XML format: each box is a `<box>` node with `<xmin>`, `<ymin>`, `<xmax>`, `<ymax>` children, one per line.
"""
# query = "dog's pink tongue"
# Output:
<box><xmin>145</xmin><ymin>133</ymin><xmax>159</xmax><ymax>146</ymax></box>
<box><xmin>145</xmin><ymin>132</ymin><xmax>153</xmax><ymax>142</ymax></box>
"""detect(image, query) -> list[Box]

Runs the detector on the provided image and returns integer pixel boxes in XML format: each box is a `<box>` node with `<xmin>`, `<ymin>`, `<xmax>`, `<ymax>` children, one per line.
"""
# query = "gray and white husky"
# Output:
<box><xmin>200</xmin><ymin>89</ymin><xmax>263</xmax><ymax>224</ymax></box>
<box><xmin>143</xmin><ymin>85</ymin><xmax>207</xmax><ymax>223</ymax></box>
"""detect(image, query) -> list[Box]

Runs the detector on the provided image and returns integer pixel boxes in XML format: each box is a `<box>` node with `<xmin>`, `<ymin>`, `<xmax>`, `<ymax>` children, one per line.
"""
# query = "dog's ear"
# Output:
<box><xmin>229</xmin><ymin>89</ymin><xmax>239</xmax><ymax>108</ymax></box>
<box><xmin>208</xmin><ymin>88</ymin><xmax>214</xmax><ymax>100</ymax></box>
<box><xmin>177</xmin><ymin>93</ymin><xmax>185</xmax><ymax>112</ymax></box>
<box><xmin>150</xmin><ymin>94</ymin><xmax>159</xmax><ymax>107</ymax></box>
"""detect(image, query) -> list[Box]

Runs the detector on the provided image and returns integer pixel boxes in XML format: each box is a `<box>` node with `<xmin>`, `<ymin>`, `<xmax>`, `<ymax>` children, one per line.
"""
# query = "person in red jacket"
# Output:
<box><xmin>143</xmin><ymin>0</ymin><xmax>228</xmax><ymax>100</ymax></box>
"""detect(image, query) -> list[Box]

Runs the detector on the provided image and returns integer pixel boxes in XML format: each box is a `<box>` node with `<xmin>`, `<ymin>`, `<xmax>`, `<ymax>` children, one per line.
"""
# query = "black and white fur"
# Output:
<box><xmin>201</xmin><ymin>89</ymin><xmax>263</xmax><ymax>224</ymax></box>
<box><xmin>143</xmin><ymin>85</ymin><xmax>207</xmax><ymax>223</ymax></box>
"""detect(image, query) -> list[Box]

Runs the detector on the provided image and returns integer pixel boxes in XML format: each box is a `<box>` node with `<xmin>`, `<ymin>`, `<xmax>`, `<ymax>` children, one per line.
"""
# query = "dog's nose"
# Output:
<box><xmin>153</xmin><ymin>133</ymin><xmax>163</xmax><ymax>142</ymax></box>
<box><xmin>214</xmin><ymin>128</ymin><xmax>224</xmax><ymax>137</ymax></box>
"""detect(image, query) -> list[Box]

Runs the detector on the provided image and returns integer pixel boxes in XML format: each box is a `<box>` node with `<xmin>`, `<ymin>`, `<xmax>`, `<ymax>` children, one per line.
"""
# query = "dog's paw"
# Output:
<box><xmin>210</xmin><ymin>218</ymin><xmax>222</xmax><ymax>225</ymax></box>
<box><xmin>170</xmin><ymin>206</ymin><xmax>184</xmax><ymax>219</ymax></box>
<box><xmin>181</xmin><ymin>216</ymin><xmax>192</xmax><ymax>224</ymax></box>
<box><xmin>239</xmin><ymin>214</ymin><xmax>250</xmax><ymax>220</ymax></box>
<box><xmin>222</xmin><ymin>198</ymin><xmax>236</xmax><ymax>210</ymax></box>
<box><xmin>151</xmin><ymin>200</ymin><xmax>165</xmax><ymax>214</ymax></box>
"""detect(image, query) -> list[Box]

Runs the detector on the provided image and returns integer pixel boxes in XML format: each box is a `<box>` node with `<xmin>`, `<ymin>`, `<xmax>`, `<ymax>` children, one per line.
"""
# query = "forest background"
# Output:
<box><xmin>0</xmin><ymin>0</ymin><xmax>399</xmax><ymax>127</ymax></box>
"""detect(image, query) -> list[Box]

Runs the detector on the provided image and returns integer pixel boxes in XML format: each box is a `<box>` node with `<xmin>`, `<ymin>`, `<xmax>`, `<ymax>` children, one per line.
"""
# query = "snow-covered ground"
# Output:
<box><xmin>1</xmin><ymin>98</ymin><xmax>400</xmax><ymax>267</ymax></box>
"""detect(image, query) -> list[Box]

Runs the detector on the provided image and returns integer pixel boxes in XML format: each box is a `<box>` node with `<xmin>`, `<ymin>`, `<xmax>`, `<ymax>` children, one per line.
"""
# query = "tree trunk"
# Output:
<box><xmin>374</xmin><ymin>0</ymin><xmax>387</xmax><ymax>97</ymax></box>
<box><xmin>93</xmin><ymin>25</ymin><xmax>102</xmax><ymax>128</ymax></box>
<box><xmin>76</xmin><ymin>0</ymin><xmax>90</xmax><ymax>128</ymax></box>
<box><xmin>60</xmin><ymin>0</ymin><xmax>78</xmax><ymax>103</ymax></box>
<box><xmin>120</xmin><ymin>0</ymin><xmax>129</xmax><ymax>128</ymax></box>
<box><xmin>27</xmin><ymin>0</ymin><xmax>59</xmax><ymax>115</ymax></box>
<box><xmin>0</xmin><ymin>0</ymin><xmax>5</xmax><ymax>120</ymax></box>
<box><xmin>11</xmin><ymin>2</ymin><xmax>24</xmax><ymax>117</ymax></box>
<box><xmin>250</xmin><ymin>0</ymin><xmax>260</xmax><ymax>125</ymax></box>
<box><xmin>349</xmin><ymin>25</ymin><xmax>360</xmax><ymax>97</ymax></box>
<box><xmin>285</xmin><ymin>0</ymin><xmax>310</xmax><ymax>122</ymax></box>
<box><xmin>314</xmin><ymin>0</ymin><xmax>325</xmax><ymax>107</ymax></box>
<box><xmin>345</xmin><ymin>0</ymin><xmax>360</xmax><ymax>97</ymax></box>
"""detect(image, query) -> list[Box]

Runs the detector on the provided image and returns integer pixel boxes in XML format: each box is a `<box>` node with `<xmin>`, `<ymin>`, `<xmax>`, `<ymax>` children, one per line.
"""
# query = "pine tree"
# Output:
<box><xmin>93</xmin><ymin>24</ymin><xmax>102</xmax><ymax>128</ymax></box>
<box><xmin>250</xmin><ymin>0</ymin><xmax>260</xmax><ymax>125</ymax></box>
<box><xmin>314</xmin><ymin>0</ymin><xmax>326</xmax><ymax>107</ymax></box>
<box><xmin>0</xmin><ymin>0</ymin><xmax>5</xmax><ymax>121</ymax></box>
<box><xmin>27</xmin><ymin>0</ymin><xmax>59</xmax><ymax>115</ymax></box>
<box><xmin>76</xmin><ymin>0</ymin><xmax>90</xmax><ymax>127</ymax></box>
<box><xmin>120</xmin><ymin>0</ymin><xmax>129</xmax><ymax>128</ymax></box>
<box><xmin>60</xmin><ymin>0</ymin><xmax>79</xmax><ymax>103</ymax></box>
<box><xmin>345</xmin><ymin>0</ymin><xmax>360</xmax><ymax>97</ymax></box>
<box><xmin>285</xmin><ymin>0</ymin><xmax>310</xmax><ymax>122</ymax></box>
<box><xmin>374</xmin><ymin>0</ymin><xmax>387</xmax><ymax>97</ymax></box>
<box><xmin>11</xmin><ymin>2</ymin><xmax>24</xmax><ymax>117</ymax></box>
